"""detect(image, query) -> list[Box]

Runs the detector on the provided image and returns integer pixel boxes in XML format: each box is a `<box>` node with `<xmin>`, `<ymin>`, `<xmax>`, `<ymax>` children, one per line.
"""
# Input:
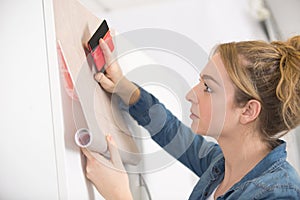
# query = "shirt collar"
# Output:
<box><xmin>232</xmin><ymin>140</ymin><xmax>287</xmax><ymax>188</ymax></box>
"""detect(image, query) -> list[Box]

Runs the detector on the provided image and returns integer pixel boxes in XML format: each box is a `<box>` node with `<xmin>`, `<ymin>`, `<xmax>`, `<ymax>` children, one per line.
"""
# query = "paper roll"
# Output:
<box><xmin>75</xmin><ymin>128</ymin><xmax>93</xmax><ymax>148</ymax></box>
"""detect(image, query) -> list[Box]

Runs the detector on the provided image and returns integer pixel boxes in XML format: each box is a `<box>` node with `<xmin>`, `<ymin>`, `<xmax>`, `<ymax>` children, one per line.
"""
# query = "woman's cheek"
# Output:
<box><xmin>207</xmin><ymin>92</ymin><xmax>227</xmax><ymax>138</ymax></box>
<box><xmin>195</xmin><ymin>97</ymin><xmax>212</xmax><ymax>135</ymax></box>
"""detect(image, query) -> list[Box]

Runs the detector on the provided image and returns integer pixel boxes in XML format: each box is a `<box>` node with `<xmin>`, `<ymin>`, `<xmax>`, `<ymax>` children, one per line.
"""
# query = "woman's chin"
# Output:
<box><xmin>191</xmin><ymin>122</ymin><xmax>205</xmax><ymax>135</ymax></box>
<box><xmin>190</xmin><ymin>122</ymin><xmax>221</xmax><ymax>140</ymax></box>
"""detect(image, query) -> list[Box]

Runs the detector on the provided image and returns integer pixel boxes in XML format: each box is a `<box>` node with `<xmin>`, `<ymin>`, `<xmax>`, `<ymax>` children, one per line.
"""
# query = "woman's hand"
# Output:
<box><xmin>94</xmin><ymin>38</ymin><xmax>140</xmax><ymax>105</ymax></box>
<box><xmin>81</xmin><ymin>135</ymin><xmax>133</xmax><ymax>200</ymax></box>
<box><xmin>94</xmin><ymin>39</ymin><xmax>123</xmax><ymax>93</ymax></box>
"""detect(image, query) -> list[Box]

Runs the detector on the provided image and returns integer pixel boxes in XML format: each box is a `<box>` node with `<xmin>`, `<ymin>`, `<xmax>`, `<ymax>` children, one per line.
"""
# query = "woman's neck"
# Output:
<box><xmin>216</xmin><ymin>131</ymin><xmax>271</xmax><ymax>196</ymax></box>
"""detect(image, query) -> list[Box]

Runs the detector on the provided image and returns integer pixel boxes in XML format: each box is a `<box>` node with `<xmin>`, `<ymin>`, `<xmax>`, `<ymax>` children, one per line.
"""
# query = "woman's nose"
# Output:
<box><xmin>186</xmin><ymin>86</ymin><xmax>198</xmax><ymax>103</ymax></box>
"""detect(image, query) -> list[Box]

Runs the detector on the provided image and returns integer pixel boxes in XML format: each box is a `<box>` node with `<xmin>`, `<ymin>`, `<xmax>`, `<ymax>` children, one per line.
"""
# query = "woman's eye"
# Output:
<box><xmin>204</xmin><ymin>83</ymin><xmax>213</xmax><ymax>93</ymax></box>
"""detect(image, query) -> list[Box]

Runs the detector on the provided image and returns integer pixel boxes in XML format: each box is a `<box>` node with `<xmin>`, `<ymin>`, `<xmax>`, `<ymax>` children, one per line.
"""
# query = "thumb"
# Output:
<box><xmin>99</xmin><ymin>38</ymin><xmax>112</xmax><ymax>65</ymax></box>
<box><xmin>106</xmin><ymin>134</ymin><xmax>123</xmax><ymax>169</ymax></box>
<box><xmin>94</xmin><ymin>73</ymin><xmax>115</xmax><ymax>93</ymax></box>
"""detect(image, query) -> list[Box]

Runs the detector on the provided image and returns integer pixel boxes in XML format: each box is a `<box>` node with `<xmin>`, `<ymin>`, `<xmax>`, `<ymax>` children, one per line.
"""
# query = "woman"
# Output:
<box><xmin>81</xmin><ymin>35</ymin><xmax>300</xmax><ymax>199</ymax></box>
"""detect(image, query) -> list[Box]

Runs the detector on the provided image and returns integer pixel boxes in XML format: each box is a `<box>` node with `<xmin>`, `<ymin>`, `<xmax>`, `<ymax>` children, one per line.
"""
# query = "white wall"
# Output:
<box><xmin>0</xmin><ymin>1</ymin><xmax>59</xmax><ymax>199</ymax></box>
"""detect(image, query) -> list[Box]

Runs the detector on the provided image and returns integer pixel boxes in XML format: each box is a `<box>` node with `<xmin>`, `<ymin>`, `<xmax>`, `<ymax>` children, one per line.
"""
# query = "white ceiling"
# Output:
<box><xmin>80</xmin><ymin>0</ymin><xmax>177</xmax><ymax>12</ymax></box>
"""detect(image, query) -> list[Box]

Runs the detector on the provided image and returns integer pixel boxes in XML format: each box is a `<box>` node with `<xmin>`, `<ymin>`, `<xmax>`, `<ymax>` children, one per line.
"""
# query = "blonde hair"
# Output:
<box><xmin>215</xmin><ymin>35</ymin><xmax>300</xmax><ymax>148</ymax></box>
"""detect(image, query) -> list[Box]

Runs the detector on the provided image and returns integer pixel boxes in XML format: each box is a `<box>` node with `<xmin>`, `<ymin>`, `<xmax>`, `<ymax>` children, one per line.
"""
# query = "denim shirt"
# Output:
<box><xmin>121</xmin><ymin>86</ymin><xmax>300</xmax><ymax>199</ymax></box>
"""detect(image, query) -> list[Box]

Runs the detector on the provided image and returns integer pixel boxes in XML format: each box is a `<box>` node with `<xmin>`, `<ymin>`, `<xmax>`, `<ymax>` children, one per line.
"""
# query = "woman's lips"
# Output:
<box><xmin>190</xmin><ymin>109</ymin><xmax>200</xmax><ymax>119</ymax></box>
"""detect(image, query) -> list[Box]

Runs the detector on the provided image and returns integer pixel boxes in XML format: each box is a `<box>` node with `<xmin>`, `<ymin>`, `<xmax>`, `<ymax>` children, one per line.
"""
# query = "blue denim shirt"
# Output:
<box><xmin>122</xmin><ymin>86</ymin><xmax>300</xmax><ymax>199</ymax></box>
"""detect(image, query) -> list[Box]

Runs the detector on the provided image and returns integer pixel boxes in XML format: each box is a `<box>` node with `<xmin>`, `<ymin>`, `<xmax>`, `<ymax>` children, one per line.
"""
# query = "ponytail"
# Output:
<box><xmin>272</xmin><ymin>36</ymin><xmax>300</xmax><ymax>130</ymax></box>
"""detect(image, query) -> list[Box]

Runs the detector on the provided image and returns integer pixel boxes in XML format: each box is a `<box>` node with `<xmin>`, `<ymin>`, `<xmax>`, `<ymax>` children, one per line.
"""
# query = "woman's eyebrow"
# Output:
<box><xmin>201</xmin><ymin>74</ymin><xmax>221</xmax><ymax>86</ymax></box>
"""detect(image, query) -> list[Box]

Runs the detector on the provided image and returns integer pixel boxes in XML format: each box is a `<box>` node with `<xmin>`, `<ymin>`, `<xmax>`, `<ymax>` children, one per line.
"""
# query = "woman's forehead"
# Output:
<box><xmin>201</xmin><ymin>54</ymin><xmax>225</xmax><ymax>79</ymax></box>
<box><xmin>201</xmin><ymin>53</ymin><xmax>236</xmax><ymax>94</ymax></box>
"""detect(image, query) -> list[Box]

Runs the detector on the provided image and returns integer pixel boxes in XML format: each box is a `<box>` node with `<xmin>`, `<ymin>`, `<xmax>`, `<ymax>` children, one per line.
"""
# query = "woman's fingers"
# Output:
<box><xmin>81</xmin><ymin>148</ymin><xmax>111</xmax><ymax>166</ymax></box>
<box><xmin>99</xmin><ymin>39</ymin><xmax>112</xmax><ymax>65</ymax></box>
<box><xmin>94</xmin><ymin>72</ymin><xmax>115</xmax><ymax>92</ymax></box>
<box><xmin>80</xmin><ymin>137</ymin><xmax>123</xmax><ymax>169</ymax></box>
<box><xmin>81</xmin><ymin>148</ymin><xmax>95</xmax><ymax>160</ymax></box>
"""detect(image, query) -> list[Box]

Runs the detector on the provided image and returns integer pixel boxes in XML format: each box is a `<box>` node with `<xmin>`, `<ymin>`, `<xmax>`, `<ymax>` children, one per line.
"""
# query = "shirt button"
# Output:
<box><xmin>204</xmin><ymin>192</ymin><xmax>208</xmax><ymax>197</ymax></box>
<box><xmin>213</xmin><ymin>167</ymin><xmax>220</xmax><ymax>174</ymax></box>
<box><xmin>214</xmin><ymin>167</ymin><xmax>220</xmax><ymax>173</ymax></box>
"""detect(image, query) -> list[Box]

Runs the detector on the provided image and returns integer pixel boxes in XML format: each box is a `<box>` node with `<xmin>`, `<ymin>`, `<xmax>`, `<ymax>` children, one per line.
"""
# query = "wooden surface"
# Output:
<box><xmin>53</xmin><ymin>0</ymin><xmax>100</xmax><ymax>78</ymax></box>
<box><xmin>52</xmin><ymin>0</ymin><xmax>140</xmax><ymax>164</ymax></box>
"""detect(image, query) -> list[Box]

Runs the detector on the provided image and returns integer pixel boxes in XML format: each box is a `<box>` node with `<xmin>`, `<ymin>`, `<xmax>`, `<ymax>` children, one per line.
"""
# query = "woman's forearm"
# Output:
<box><xmin>115</xmin><ymin>77</ymin><xmax>140</xmax><ymax>105</ymax></box>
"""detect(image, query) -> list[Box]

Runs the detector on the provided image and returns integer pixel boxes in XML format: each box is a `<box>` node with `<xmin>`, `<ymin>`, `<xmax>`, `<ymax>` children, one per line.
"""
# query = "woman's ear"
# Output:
<box><xmin>240</xmin><ymin>99</ymin><xmax>261</xmax><ymax>124</ymax></box>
